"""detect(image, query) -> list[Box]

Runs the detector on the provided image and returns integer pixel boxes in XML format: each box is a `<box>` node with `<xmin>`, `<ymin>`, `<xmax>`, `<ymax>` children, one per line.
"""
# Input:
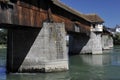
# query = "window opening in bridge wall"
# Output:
<box><xmin>74</xmin><ymin>24</ymin><xmax>80</xmax><ymax>32</ymax></box>
<box><xmin>66</xmin><ymin>34</ymin><xmax>69</xmax><ymax>47</ymax></box>
<box><xmin>93</xmin><ymin>24</ymin><xmax>96</xmax><ymax>28</ymax></box>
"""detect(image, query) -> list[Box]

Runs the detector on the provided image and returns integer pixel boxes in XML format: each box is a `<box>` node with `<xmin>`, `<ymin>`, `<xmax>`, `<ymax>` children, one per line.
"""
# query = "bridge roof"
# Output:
<box><xmin>81</xmin><ymin>14</ymin><xmax>104</xmax><ymax>24</ymax></box>
<box><xmin>52</xmin><ymin>0</ymin><xmax>104</xmax><ymax>24</ymax></box>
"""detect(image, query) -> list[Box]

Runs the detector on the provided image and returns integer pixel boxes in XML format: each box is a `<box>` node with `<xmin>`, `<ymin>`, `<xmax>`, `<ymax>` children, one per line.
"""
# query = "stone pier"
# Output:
<box><xmin>102</xmin><ymin>34</ymin><xmax>113</xmax><ymax>50</ymax></box>
<box><xmin>69</xmin><ymin>32</ymin><xmax>102</xmax><ymax>55</ymax></box>
<box><xmin>7</xmin><ymin>22</ymin><xmax>69</xmax><ymax>73</ymax></box>
<box><xmin>91</xmin><ymin>32</ymin><xmax>102</xmax><ymax>54</ymax></box>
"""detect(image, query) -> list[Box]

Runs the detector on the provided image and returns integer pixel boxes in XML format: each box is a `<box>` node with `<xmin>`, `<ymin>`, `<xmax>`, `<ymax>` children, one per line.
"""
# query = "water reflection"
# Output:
<box><xmin>0</xmin><ymin>48</ymin><xmax>6</xmax><ymax>80</ymax></box>
<box><xmin>6</xmin><ymin>72</ymin><xmax>70</xmax><ymax>80</ymax></box>
<box><xmin>2</xmin><ymin>46</ymin><xmax>120</xmax><ymax>80</ymax></box>
<box><xmin>69</xmin><ymin>48</ymin><xmax>120</xmax><ymax>80</ymax></box>
<box><xmin>69</xmin><ymin>55</ymin><xmax>106</xmax><ymax>80</ymax></box>
<box><xmin>0</xmin><ymin>68</ymin><xmax>6</xmax><ymax>80</ymax></box>
<box><xmin>80</xmin><ymin>48</ymin><xmax>120</xmax><ymax>67</ymax></box>
<box><xmin>111</xmin><ymin>46</ymin><xmax>120</xmax><ymax>66</ymax></box>
<box><xmin>0</xmin><ymin>74</ymin><xmax>6</xmax><ymax>80</ymax></box>
<box><xmin>112</xmin><ymin>55</ymin><xmax>120</xmax><ymax>66</ymax></box>
<box><xmin>80</xmin><ymin>54</ymin><xmax>111</xmax><ymax>66</ymax></box>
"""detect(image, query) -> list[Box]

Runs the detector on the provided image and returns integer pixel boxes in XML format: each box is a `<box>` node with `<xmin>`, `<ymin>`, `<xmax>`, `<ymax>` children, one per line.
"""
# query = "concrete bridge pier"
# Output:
<box><xmin>7</xmin><ymin>22</ymin><xmax>69</xmax><ymax>73</ymax></box>
<box><xmin>91</xmin><ymin>32</ymin><xmax>102</xmax><ymax>54</ymax></box>
<box><xmin>69</xmin><ymin>32</ymin><xmax>102</xmax><ymax>55</ymax></box>
<box><xmin>80</xmin><ymin>32</ymin><xmax>103</xmax><ymax>54</ymax></box>
<box><xmin>102</xmin><ymin>34</ymin><xmax>113</xmax><ymax>50</ymax></box>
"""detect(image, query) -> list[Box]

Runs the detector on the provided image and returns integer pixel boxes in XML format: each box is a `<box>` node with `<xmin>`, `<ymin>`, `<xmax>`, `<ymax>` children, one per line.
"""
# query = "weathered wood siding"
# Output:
<box><xmin>52</xmin><ymin>14</ymin><xmax>91</xmax><ymax>32</ymax></box>
<box><xmin>15</xmin><ymin>3</ymin><xmax>48</xmax><ymax>27</ymax></box>
<box><xmin>0</xmin><ymin>2</ymin><xmax>48</xmax><ymax>27</ymax></box>
<box><xmin>0</xmin><ymin>1</ymin><xmax>91</xmax><ymax>33</ymax></box>
<box><xmin>52</xmin><ymin>14</ymin><xmax>74</xmax><ymax>31</ymax></box>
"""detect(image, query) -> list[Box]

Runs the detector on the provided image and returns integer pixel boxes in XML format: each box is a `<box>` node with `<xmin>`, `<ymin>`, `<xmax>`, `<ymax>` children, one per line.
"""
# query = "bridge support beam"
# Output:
<box><xmin>7</xmin><ymin>22</ymin><xmax>68</xmax><ymax>73</ymax></box>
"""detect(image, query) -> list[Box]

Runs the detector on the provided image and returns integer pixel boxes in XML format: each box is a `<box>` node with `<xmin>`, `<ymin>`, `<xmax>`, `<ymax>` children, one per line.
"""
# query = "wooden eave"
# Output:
<box><xmin>51</xmin><ymin>0</ymin><xmax>104</xmax><ymax>24</ymax></box>
<box><xmin>82</xmin><ymin>14</ymin><xmax>104</xmax><ymax>24</ymax></box>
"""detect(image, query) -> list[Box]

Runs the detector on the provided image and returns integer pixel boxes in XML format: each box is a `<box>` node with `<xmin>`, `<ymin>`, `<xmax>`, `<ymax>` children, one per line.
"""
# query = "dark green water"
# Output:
<box><xmin>1</xmin><ymin>46</ymin><xmax>120</xmax><ymax>80</ymax></box>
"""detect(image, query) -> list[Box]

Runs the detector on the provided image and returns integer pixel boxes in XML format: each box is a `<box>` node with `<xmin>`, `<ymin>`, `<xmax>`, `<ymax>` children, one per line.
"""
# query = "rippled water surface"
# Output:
<box><xmin>1</xmin><ymin>46</ymin><xmax>120</xmax><ymax>80</ymax></box>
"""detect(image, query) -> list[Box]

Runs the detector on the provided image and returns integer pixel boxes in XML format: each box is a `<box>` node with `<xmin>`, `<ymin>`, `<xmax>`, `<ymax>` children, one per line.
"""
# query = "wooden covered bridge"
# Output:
<box><xmin>0</xmin><ymin>0</ymin><xmax>113</xmax><ymax>73</ymax></box>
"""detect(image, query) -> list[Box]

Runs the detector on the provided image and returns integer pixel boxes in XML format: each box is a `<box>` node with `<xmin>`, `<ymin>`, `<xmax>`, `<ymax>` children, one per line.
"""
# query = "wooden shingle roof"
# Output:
<box><xmin>82</xmin><ymin>14</ymin><xmax>104</xmax><ymax>23</ymax></box>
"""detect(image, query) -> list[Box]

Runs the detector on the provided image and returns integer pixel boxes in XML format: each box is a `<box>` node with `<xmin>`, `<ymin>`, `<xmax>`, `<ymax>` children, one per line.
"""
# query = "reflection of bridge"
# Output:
<box><xmin>0</xmin><ymin>0</ymin><xmax>113</xmax><ymax>73</ymax></box>
<box><xmin>80</xmin><ymin>54</ymin><xmax>111</xmax><ymax>66</ymax></box>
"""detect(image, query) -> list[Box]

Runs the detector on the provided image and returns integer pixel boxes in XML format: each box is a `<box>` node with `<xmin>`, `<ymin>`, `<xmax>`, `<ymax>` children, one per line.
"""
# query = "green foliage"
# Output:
<box><xmin>0</xmin><ymin>29</ymin><xmax>7</xmax><ymax>44</ymax></box>
<box><xmin>113</xmin><ymin>33</ymin><xmax>120</xmax><ymax>45</ymax></box>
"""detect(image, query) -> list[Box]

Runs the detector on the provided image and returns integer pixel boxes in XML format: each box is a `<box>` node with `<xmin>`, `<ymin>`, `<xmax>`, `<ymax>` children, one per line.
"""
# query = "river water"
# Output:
<box><xmin>0</xmin><ymin>46</ymin><xmax>120</xmax><ymax>80</ymax></box>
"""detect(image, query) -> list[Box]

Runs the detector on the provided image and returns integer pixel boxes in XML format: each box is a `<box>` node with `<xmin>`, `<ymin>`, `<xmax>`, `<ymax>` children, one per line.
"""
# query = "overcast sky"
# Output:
<box><xmin>60</xmin><ymin>0</ymin><xmax>120</xmax><ymax>28</ymax></box>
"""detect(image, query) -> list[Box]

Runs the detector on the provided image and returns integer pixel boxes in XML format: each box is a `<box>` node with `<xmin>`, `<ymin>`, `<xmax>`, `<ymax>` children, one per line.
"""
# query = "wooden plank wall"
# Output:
<box><xmin>0</xmin><ymin>2</ymin><xmax>48</xmax><ymax>28</ymax></box>
<box><xmin>52</xmin><ymin>14</ymin><xmax>74</xmax><ymax>31</ymax></box>
<box><xmin>0</xmin><ymin>1</ymin><xmax>90</xmax><ymax>33</ymax></box>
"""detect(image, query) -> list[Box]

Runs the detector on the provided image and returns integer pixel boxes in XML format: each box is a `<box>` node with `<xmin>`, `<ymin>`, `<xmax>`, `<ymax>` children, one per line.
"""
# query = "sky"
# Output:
<box><xmin>60</xmin><ymin>0</ymin><xmax>120</xmax><ymax>28</ymax></box>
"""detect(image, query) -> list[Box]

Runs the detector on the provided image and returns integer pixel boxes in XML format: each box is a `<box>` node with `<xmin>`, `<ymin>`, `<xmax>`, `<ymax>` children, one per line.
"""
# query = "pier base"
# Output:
<box><xmin>7</xmin><ymin>23</ymin><xmax>68</xmax><ymax>73</ymax></box>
